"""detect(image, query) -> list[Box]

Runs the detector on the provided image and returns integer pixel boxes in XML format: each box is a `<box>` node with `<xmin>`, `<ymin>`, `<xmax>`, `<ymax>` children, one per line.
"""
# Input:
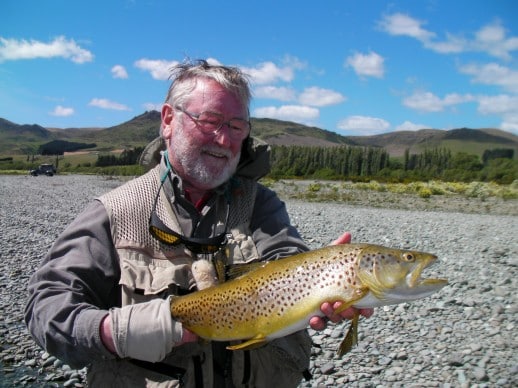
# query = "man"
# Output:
<box><xmin>25</xmin><ymin>60</ymin><xmax>372</xmax><ymax>387</ymax></box>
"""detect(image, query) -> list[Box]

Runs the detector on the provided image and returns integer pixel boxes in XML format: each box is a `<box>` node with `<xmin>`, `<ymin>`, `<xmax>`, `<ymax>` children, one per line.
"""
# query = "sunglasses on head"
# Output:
<box><xmin>148</xmin><ymin>170</ymin><xmax>230</xmax><ymax>254</ymax></box>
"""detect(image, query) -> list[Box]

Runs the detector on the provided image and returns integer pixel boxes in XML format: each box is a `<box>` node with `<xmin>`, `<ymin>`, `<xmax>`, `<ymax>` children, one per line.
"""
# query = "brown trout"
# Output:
<box><xmin>170</xmin><ymin>243</ymin><xmax>448</xmax><ymax>356</ymax></box>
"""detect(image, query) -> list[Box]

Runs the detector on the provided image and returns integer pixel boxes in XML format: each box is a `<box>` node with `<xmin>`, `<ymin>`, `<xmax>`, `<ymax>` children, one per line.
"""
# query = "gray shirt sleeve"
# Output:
<box><xmin>251</xmin><ymin>184</ymin><xmax>309</xmax><ymax>260</ymax></box>
<box><xmin>24</xmin><ymin>200</ymin><xmax>119</xmax><ymax>368</ymax></box>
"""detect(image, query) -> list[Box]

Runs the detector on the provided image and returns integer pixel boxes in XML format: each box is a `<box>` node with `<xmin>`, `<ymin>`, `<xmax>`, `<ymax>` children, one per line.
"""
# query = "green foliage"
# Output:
<box><xmin>418</xmin><ymin>187</ymin><xmax>433</xmax><ymax>198</ymax></box>
<box><xmin>312</xmin><ymin>168</ymin><xmax>339</xmax><ymax>180</ymax></box>
<box><xmin>308</xmin><ymin>183</ymin><xmax>322</xmax><ymax>192</ymax></box>
<box><xmin>482</xmin><ymin>148</ymin><xmax>514</xmax><ymax>164</ymax></box>
<box><xmin>270</xmin><ymin>145</ymin><xmax>390</xmax><ymax>179</ymax></box>
<box><xmin>480</xmin><ymin>158</ymin><xmax>518</xmax><ymax>184</ymax></box>
<box><xmin>38</xmin><ymin>140</ymin><xmax>97</xmax><ymax>155</ymax></box>
<box><xmin>267</xmin><ymin>146</ymin><xmax>517</xmax><ymax>184</ymax></box>
<box><xmin>96</xmin><ymin>147</ymin><xmax>144</xmax><ymax>167</ymax></box>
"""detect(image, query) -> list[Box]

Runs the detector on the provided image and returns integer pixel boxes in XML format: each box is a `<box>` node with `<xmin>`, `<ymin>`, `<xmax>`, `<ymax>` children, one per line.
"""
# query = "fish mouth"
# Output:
<box><xmin>406</xmin><ymin>254</ymin><xmax>448</xmax><ymax>294</ymax></box>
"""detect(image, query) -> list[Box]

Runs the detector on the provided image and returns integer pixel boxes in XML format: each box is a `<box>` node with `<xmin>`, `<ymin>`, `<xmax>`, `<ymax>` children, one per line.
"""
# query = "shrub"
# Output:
<box><xmin>418</xmin><ymin>187</ymin><xmax>433</xmax><ymax>198</ymax></box>
<box><xmin>308</xmin><ymin>183</ymin><xmax>321</xmax><ymax>192</ymax></box>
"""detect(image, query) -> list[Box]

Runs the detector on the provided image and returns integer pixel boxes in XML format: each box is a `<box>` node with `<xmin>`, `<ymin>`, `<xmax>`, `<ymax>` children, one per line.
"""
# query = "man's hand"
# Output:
<box><xmin>100</xmin><ymin>297</ymin><xmax>198</xmax><ymax>363</ymax></box>
<box><xmin>309</xmin><ymin>302</ymin><xmax>374</xmax><ymax>330</ymax></box>
<box><xmin>309</xmin><ymin>231</ymin><xmax>374</xmax><ymax>331</ymax></box>
<box><xmin>180</xmin><ymin>328</ymin><xmax>198</xmax><ymax>344</ymax></box>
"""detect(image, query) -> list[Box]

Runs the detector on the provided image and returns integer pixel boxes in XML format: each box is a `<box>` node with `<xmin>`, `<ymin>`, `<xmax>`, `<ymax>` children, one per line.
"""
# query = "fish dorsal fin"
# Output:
<box><xmin>225</xmin><ymin>261</ymin><xmax>266</xmax><ymax>280</ymax></box>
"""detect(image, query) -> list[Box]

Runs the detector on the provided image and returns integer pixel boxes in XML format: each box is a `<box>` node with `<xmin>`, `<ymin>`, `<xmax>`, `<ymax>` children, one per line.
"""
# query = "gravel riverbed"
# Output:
<box><xmin>1</xmin><ymin>175</ymin><xmax>517</xmax><ymax>387</ymax></box>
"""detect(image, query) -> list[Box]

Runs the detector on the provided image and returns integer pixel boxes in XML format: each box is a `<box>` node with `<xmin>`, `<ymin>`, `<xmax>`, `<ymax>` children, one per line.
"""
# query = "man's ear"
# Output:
<box><xmin>161</xmin><ymin>104</ymin><xmax>174</xmax><ymax>138</ymax></box>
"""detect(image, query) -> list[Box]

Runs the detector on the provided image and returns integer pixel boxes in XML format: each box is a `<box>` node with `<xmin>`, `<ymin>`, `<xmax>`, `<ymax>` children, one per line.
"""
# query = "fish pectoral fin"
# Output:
<box><xmin>333</xmin><ymin>287</ymin><xmax>369</xmax><ymax>315</ymax></box>
<box><xmin>226</xmin><ymin>335</ymin><xmax>267</xmax><ymax>351</ymax></box>
<box><xmin>338</xmin><ymin>311</ymin><xmax>360</xmax><ymax>357</ymax></box>
<box><xmin>358</xmin><ymin>270</ymin><xmax>386</xmax><ymax>300</ymax></box>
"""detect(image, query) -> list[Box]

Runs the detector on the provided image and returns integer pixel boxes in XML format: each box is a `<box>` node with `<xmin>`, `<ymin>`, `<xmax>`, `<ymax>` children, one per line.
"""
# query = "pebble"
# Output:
<box><xmin>319</xmin><ymin>362</ymin><xmax>335</xmax><ymax>375</ymax></box>
<box><xmin>1</xmin><ymin>175</ymin><xmax>517</xmax><ymax>387</ymax></box>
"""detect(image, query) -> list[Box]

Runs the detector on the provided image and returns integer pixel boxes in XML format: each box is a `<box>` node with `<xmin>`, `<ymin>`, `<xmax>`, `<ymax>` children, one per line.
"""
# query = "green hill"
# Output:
<box><xmin>1</xmin><ymin>113</ymin><xmax>517</xmax><ymax>159</ymax></box>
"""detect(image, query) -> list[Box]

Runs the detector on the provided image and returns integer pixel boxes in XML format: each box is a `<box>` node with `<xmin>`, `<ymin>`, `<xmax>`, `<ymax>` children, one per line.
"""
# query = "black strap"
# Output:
<box><xmin>212</xmin><ymin>341</ymin><xmax>231</xmax><ymax>387</ymax></box>
<box><xmin>129</xmin><ymin>357</ymin><xmax>205</xmax><ymax>387</ymax></box>
<box><xmin>242</xmin><ymin>350</ymin><xmax>251</xmax><ymax>384</ymax></box>
<box><xmin>192</xmin><ymin>355</ymin><xmax>204</xmax><ymax>387</ymax></box>
<box><xmin>129</xmin><ymin>359</ymin><xmax>186</xmax><ymax>381</ymax></box>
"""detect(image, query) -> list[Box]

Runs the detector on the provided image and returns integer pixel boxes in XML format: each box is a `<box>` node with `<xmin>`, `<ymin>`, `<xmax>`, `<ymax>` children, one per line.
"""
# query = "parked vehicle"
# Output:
<box><xmin>30</xmin><ymin>164</ymin><xmax>57</xmax><ymax>176</ymax></box>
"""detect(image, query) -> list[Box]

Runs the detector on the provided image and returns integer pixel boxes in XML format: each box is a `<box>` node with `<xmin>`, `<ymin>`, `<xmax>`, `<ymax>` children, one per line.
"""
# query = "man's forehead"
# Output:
<box><xmin>187</xmin><ymin>79</ymin><xmax>246</xmax><ymax>114</ymax></box>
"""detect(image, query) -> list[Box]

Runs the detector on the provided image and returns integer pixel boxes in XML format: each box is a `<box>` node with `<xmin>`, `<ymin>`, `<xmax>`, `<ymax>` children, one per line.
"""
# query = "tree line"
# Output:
<box><xmin>269</xmin><ymin>145</ymin><xmax>390</xmax><ymax>179</ymax></box>
<box><xmin>38</xmin><ymin>140</ymin><xmax>97</xmax><ymax>155</ymax></box>
<box><xmin>96</xmin><ymin>147</ymin><xmax>145</xmax><ymax>167</ymax></box>
<box><xmin>5</xmin><ymin>143</ymin><xmax>513</xmax><ymax>184</ymax></box>
<box><xmin>268</xmin><ymin>145</ymin><xmax>516</xmax><ymax>184</ymax></box>
<box><xmin>92</xmin><ymin>144</ymin><xmax>515</xmax><ymax>183</ymax></box>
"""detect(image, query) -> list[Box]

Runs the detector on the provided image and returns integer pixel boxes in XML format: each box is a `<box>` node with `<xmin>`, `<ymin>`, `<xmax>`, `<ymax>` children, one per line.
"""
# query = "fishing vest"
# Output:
<box><xmin>89</xmin><ymin>165</ymin><xmax>269</xmax><ymax>387</ymax></box>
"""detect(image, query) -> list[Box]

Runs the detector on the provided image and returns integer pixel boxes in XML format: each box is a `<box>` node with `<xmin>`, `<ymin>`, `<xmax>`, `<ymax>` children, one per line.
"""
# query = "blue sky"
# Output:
<box><xmin>1</xmin><ymin>0</ymin><xmax>517</xmax><ymax>136</ymax></box>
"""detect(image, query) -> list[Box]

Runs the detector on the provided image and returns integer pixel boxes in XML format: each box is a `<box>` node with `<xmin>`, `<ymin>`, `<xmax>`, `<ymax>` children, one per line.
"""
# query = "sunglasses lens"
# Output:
<box><xmin>185</xmin><ymin>243</ymin><xmax>220</xmax><ymax>255</ymax></box>
<box><xmin>149</xmin><ymin>179</ymin><xmax>229</xmax><ymax>254</ymax></box>
<box><xmin>150</xmin><ymin>225</ymin><xmax>182</xmax><ymax>245</ymax></box>
<box><xmin>150</xmin><ymin>215</ymin><xmax>225</xmax><ymax>253</ymax></box>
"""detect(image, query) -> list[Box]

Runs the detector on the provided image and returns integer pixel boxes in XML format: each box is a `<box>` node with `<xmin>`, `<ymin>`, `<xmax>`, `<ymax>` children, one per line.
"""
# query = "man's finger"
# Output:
<box><xmin>331</xmin><ymin>232</ymin><xmax>352</xmax><ymax>245</ymax></box>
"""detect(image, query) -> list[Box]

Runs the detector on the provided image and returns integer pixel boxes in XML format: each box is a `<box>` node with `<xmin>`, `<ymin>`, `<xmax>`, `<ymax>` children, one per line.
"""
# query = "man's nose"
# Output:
<box><xmin>213</xmin><ymin>124</ymin><xmax>233</xmax><ymax>146</ymax></box>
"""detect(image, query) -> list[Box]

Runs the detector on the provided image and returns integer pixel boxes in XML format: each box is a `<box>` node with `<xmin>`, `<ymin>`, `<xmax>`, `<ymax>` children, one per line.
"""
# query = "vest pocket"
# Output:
<box><xmin>226</xmin><ymin>224</ymin><xmax>260</xmax><ymax>265</ymax></box>
<box><xmin>118</xmin><ymin>250</ymin><xmax>195</xmax><ymax>305</ymax></box>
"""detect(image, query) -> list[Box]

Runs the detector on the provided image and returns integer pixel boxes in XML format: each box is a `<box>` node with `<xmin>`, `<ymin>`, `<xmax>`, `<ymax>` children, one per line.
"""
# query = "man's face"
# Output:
<box><xmin>162</xmin><ymin>78</ymin><xmax>248</xmax><ymax>191</ymax></box>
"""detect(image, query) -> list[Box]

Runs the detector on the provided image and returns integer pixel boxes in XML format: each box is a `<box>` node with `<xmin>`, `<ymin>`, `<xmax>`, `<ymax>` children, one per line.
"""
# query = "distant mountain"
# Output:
<box><xmin>73</xmin><ymin>111</ymin><xmax>162</xmax><ymax>149</ymax></box>
<box><xmin>343</xmin><ymin>127</ymin><xmax>518</xmax><ymax>156</ymax></box>
<box><xmin>0</xmin><ymin>118</ymin><xmax>52</xmax><ymax>140</ymax></box>
<box><xmin>1</xmin><ymin>113</ymin><xmax>517</xmax><ymax>158</ymax></box>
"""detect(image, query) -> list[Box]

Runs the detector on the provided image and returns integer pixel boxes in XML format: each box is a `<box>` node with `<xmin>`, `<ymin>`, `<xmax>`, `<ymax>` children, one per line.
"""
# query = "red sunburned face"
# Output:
<box><xmin>164</xmin><ymin>78</ymin><xmax>247</xmax><ymax>190</ymax></box>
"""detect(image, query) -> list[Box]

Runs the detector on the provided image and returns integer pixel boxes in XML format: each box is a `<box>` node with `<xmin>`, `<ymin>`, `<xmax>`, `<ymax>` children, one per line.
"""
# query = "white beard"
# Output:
<box><xmin>170</xmin><ymin>124</ymin><xmax>240</xmax><ymax>189</ymax></box>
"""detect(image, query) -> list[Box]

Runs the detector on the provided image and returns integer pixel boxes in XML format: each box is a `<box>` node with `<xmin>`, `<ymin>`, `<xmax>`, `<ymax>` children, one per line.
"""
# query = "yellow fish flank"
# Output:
<box><xmin>170</xmin><ymin>243</ymin><xmax>448</xmax><ymax>355</ymax></box>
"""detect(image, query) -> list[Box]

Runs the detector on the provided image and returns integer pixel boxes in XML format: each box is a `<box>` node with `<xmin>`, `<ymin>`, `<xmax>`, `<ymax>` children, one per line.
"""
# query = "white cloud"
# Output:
<box><xmin>378</xmin><ymin>13</ymin><xmax>435</xmax><ymax>42</ymax></box>
<box><xmin>111</xmin><ymin>65</ymin><xmax>128</xmax><ymax>79</ymax></box>
<box><xmin>143</xmin><ymin>102</ymin><xmax>162</xmax><ymax>112</ymax></box>
<box><xmin>253</xmin><ymin>105</ymin><xmax>319</xmax><ymax>124</ymax></box>
<box><xmin>477</xmin><ymin>94</ymin><xmax>518</xmax><ymax>115</ymax></box>
<box><xmin>424</xmin><ymin>33</ymin><xmax>467</xmax><ymax>54</ymax></box>
<box><xmin>206</xmin><ymin>57</ymin><xmax>222</xmax><ymax>66</ymax></box>
<box><xmin>0</xmin><ymin>36</ymin><xmax>93</xmax><ymax>63</ymax></box>
<box><xmin>254</xmin><ymin>86</ymin><xmax>296</xmax><ymax>101</ymax></box>
<box><xmin>88</xmin><ymin>98</ymin><xmax>130</xmax><ymax>111</ymax></box>
<box><xmin>460</xmin><ymin>62</ymin><xmax>518</xmax><ymax>93</ymax></box>
<box><xmin>337</xmin><ymin>115</ymin><xmax>390</xmax><ymax>135</ymax></box>
<box><xmin>403</xmin><ymin>92</ymin><xmax>444</xmax><ymax>112</ymax></box>
<box><xmin>345</xmin><ymin>51</ymin><xmax>385</xmax><ymax>78</ymax></box>
<box><xmin>282</xmin><ymin>55</ymin><xmax>306</xmax><ymax>69</ymax></box>
<box><xmin>134</xmin><ymin>58</ymin><xmax>179</xmax><ymax>80</ymax></box>
<box><xmin>477</xmin><ymin>94</ymin><xmax>518</xmax><ymax>133</ymax></box>
<box><xmin>298</xmin><ymin>87</ymin><xmax>346</xmax><ymax>107</ymax></box>
<box><xmin>50</xmin><ymin>105</ymin><xmax>74</xmax><ymax>117</ymax></box>
<box><xmin>241</xmin><ymin>62</ymin><xmax>295</xmax><ymax>84</ymax></box>
<box><xmin>501</xmin><ymin>113</ymin><xmax>518</xmax><ymax>133</ymax></box>
<box><xmin>395</xmin><ymin>120</ymin><xmax>428</xmax><ymax>131</ymax></box>
<box><xmin>379</xmin><ymin>14</ymin><xmax>518</xmax><ymax>60</ymax></box>
<box><xmin>403</xmin><ymin>91</ymin><xmax>474</xmax><ymax>112</ymax></box>
<box><xmin>472</xmin><ymin>21</ymin><xmax>518</xmax><ymax>61</ymax></box>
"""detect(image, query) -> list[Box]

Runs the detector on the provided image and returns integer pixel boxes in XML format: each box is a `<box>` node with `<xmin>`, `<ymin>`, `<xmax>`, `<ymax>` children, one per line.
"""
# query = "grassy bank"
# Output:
<box><xmin>263</xmin><ymin>179</ymin><xmax>518</xmax><ymax>216</ymax></box>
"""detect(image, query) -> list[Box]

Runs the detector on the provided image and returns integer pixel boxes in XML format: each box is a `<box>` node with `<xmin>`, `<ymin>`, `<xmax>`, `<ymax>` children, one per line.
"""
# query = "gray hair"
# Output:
<box><xmin>164</xmin><ymin>59</ymin><xmax>252</xmax><ymax>112</ymax></box>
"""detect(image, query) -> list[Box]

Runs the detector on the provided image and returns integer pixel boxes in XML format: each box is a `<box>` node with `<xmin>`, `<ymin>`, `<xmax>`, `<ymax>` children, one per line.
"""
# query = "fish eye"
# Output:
<box><xmin>402</xmin><ymin>252</ymin><xmax>415</xmax><ymax>262</ymax></box>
